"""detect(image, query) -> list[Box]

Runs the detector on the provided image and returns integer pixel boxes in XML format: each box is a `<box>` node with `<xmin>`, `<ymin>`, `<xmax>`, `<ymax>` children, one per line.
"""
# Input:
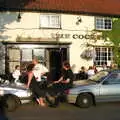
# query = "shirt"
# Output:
<box><xmin>62</xmin><ymin>69</ymin><xmax>74</xmax><ymax>87</ymax></box>
<box><xmin>87</xmin><ymin>69</ymin><xmax>95</xmax><ymax>77</ymax></box>
<box><xmin>12</xmin><ymin>70</ymin><xmax>21</xmax><ymax>81</ymax></box>
<box><xmin>33</xmin><ymin>64</ymin><xmax>48</xmax><ymax>82</ymax></box>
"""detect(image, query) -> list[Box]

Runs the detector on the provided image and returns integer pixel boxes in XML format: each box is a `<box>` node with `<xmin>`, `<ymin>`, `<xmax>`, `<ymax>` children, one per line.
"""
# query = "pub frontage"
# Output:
<box><xmin>0</xmin><ymin>0</ymin><xmax>120</xmax><ymax>76</ymax></box>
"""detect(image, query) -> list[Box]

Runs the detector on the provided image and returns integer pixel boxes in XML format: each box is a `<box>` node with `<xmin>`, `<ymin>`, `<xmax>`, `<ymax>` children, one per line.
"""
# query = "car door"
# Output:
<box><xmin>99</xmin><ymin>72</ymin><xmax>120</xmax><ymax>102</ymax></box>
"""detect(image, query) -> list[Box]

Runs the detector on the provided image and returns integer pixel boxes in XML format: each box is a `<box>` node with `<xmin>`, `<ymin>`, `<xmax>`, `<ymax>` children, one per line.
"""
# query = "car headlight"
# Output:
<box><xmin>27</xmin><ymin>90</ymin><xmax>32</xmax><ymax>96</ymax></box>
<box><xmin>0</xmin><ymin>89</ymin><xmax>4</xmax><ymax>95</ymax></box>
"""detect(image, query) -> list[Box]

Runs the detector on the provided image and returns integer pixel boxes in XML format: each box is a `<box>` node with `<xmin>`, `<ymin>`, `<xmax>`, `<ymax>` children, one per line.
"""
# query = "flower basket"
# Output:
<box><xmin>80</xmin><ymin>49</ymin><xmax>93</xmax><ymax>60</ymax></box>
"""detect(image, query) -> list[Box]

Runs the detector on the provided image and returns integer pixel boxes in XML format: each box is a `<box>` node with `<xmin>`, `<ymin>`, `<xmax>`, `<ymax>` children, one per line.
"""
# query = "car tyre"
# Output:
<box><xmin>76</xmin><ymin>93</ymin><xmax>93</xmax><ymax>108</ymax></box>
<box><xmin>3</xmin><ymin>95</ymin><xmax>19</xmax><ymax>112</ymax></box>
<box><xmin>13</xmin><ymin>95</ymin><xmax>21</xmax><ymax>108</ymax></box>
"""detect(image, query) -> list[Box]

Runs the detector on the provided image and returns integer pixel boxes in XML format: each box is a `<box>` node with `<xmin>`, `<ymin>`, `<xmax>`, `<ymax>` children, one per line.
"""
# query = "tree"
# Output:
<box><xmin>102</xmin><ymin>18</ymin><xmax>120</xmax><ymax>67</ymax></box>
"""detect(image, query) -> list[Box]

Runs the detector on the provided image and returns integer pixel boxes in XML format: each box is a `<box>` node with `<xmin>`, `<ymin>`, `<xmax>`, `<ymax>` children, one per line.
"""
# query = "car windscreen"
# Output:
<box><xmin>88</xmin><ymin>71</ymin><xmax>109</xmax><ymax>82</ymax></box>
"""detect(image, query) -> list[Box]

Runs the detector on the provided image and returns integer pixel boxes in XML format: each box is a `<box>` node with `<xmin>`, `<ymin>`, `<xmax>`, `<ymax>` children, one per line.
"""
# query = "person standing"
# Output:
<box><xmin>25</xmin><ymin>63</ymin><xmax>46</xmax><ymax>106</ymax></box>
<box><xmin>32</xmin><ymin>57</ymin><xmax>49</xmax><ymax>84</ymax></box>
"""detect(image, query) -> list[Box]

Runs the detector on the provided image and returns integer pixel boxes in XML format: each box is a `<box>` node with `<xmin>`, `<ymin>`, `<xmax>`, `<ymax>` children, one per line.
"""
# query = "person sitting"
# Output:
<box><xmin>93</xmin><ymin>65</ymin><xmax>98</xmax><ymax>74</ymax></box>
<box><xmin>52</xmin><ymin>61</ymin><xmax>74</xmax><ymax>94</ymax></box>
<box><xmin>87</xmin><ymin>66</ymin><xmax>95</xmax><ymax>78</ymax></box>
<box><xmin>102</xmin><ymin>64</ymin><xmax>108</xmax><ymax>70</ymax></box>
<box><xmin>12</xmin><ymin>65</ymin><xmax>21</xmax><ymax>83</ymax></box>
<box><xmin>78</xmin><ymin>66</ymin><xmax>88</xmax><ymax>80</ymax></box>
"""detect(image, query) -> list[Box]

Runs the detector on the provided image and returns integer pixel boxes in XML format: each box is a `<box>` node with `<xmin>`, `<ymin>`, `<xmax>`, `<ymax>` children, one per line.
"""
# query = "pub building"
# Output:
<box><xmin>0</xmin><ymin>0</ymin><xmax>120</xmax><ymax>79</ymax></box>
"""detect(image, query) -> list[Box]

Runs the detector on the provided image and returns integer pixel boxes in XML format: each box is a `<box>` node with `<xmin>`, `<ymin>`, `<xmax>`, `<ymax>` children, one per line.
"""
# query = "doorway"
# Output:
<box><xmin>47</xmin><ymin>48</ymin><xmax>68</xmax><ymax>81</ymax></box>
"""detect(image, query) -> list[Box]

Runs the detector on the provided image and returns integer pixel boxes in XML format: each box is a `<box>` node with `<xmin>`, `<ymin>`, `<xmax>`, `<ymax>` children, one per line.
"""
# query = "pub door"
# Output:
<box><xmin>47</xmin><ymin>48</ymin><xmax>68</xmax><ymax>81</ymax></box>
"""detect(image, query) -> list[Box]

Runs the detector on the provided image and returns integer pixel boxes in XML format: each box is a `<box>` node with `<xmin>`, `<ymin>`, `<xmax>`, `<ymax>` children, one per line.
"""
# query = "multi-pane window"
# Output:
<box><xmin>21</xmin><ymin>49</ymin><xmax>32</xmax><ymax>62</ymax></box>
<box><xmin>40</xmin><ymin>14</ymin><xmax>61</xmax><ymax>28</ymax></box>
<box><xmin>94</xmin><ymin>47</ymin><xmax>113</xmax><ymax>66</ymax></box>
<box><xmin>95</xmin><ymin>17</ymin><xmax>112</xmax><ymax>30</ymax></box>
<box><xmin>8</xmin><ymin>48</ymin><xmax>46</xmax><ymax>72</ymax></box>
<box><xmin>8</xmin><ymin>49</ymin><xmax>20</xmax><ymax>72</ymax></box>
<box><xmin>33</xmin><ymin>49</ymin><xmax>45</xmax><ymax>64</ymax></box>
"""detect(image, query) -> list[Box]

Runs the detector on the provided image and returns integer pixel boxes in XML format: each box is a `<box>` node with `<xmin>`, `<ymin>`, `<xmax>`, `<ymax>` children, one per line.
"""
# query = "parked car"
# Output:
<box><xmin>73</xmin><ymin>70</ymin><xmax>109</xmax><ymax>85</ymax></box>
<box><xmin>0</xmin><ymin>77</ymin><xmax>32</xmax><ymax>112</ymax></box>
<box><xmin>0</xmin><ymin>75</ymin><xmax>60</xmax><ymax>111</ymax></box>
<box><xmin>67</xmin><ymin>70</ymin><xmax>120</xmax><ymax>108</ymax></box>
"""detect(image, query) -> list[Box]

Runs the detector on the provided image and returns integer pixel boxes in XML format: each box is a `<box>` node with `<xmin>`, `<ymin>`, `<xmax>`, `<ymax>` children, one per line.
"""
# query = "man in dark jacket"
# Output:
<box><xmin>53</xmin><ymin>61</ymin><xmax>74</xmax><ymax>91</ymax></box>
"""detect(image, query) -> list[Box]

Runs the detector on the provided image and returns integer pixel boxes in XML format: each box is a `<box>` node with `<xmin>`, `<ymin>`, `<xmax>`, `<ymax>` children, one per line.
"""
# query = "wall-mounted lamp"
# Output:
<box><xmin>17</xmin><ymin>12</ymin><xmax>21</xmax><ymax>22</ymax></box>
<box><xmin>76</xmin><ymin>16</ymin><xmax>82</xmax><ymax>25</ymax></box>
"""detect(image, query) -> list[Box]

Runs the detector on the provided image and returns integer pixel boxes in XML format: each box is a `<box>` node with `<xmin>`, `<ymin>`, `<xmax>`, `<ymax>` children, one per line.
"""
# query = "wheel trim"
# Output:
<box><xmin>76</xmin><ymin>94</ymin><xmax>93</xmax><ymax>108</ymax></box>
<box><xmin>82</xmin><ymin>98</ymin><xmax>88</xmax><ymax>104</ymax></box>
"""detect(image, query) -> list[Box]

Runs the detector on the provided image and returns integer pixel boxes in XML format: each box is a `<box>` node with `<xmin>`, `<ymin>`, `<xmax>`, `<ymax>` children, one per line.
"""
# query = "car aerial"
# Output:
<box><xmin>0</xmin><ymin>77</ymin><xmax>32</xmax><ymax>112</ymax></box>
<box><xmin>67</xmin><ymin>70</ymin><xmax>120</xmax><ymax>108</ymax></box>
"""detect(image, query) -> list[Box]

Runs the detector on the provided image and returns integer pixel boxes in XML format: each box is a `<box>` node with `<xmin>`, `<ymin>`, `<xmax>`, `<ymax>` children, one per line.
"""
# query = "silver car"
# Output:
<box><xmin>67</xmin><ymin>70</ymin><xmax>120</xmax><ymax>108</ymax></box>
<box><xmin>0</xmin><ymin>78</ymin><xmax>32</xmax><ymax>112</ymax></box>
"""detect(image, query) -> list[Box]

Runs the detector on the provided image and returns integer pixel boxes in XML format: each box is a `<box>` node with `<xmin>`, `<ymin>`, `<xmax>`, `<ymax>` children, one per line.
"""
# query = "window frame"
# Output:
<box><xmin>39</xmin><ymin>14</ymin><xmax>61</xmax><ymax>29</ymax></box>
<box><xmin>7</xmin><ymin>47</ymin><xmax>46</xmax><ymax>72</ymax></box>
<box><xmin>103</xmin><ymin>73</ymin><xmax>120</xmax><ymax>84</ymax></box>
<box><xmin>93</xmin><ymin>47</ymin><xmax>113</xmax><ymax>66</ymax></box>
<box><xmin>95</xmin><ymin>17</ymin><xmax>112</xmax><ymax>30</ymax></box>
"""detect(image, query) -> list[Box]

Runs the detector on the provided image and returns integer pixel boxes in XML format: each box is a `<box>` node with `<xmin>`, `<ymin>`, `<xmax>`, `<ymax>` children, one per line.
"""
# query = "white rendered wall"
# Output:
<box><xmin>0</xmin><ymin>12</ymin><xmax>104</xmax><ymax>73</ymax></box>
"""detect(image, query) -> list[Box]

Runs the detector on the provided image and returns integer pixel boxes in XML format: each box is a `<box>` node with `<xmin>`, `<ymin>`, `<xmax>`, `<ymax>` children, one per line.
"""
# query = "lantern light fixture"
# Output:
<box><xmin>76</xmin><ymin>16</ymin><xmax>82</xmax><ymax>25</ymax></box>
<box><xmin>17</xmin><ymin>12</ymin><xmax>21</xmax><ymax>22</ymax></box>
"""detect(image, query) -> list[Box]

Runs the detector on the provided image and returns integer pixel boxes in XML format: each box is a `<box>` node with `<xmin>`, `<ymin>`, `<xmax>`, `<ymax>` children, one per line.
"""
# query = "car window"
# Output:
<box><xmin>103</xmin><ymin>73</ymin><xmax>120</xmax><ymax>84</ymax></box>
<box><xmin>89</xmin><ymin>71</ymin><xmax>108</xmax><ymax>81</ymax></box>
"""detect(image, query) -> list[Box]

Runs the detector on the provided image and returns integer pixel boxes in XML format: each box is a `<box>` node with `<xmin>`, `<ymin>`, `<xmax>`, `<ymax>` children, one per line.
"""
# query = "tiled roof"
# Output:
<box><xmin>0</xmin><ymin>0</ymin><xmax>120</xmax><ymax>17</ymax></box>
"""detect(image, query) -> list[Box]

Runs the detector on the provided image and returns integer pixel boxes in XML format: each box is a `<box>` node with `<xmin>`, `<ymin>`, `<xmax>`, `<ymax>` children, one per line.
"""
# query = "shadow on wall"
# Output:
<box><xmin>0</xmin><ymin>12</ymin><xmax>22</xmax><ymax>41</ymax></box>
<box><xmin>0</xmin><ymin>13</ymin><xmax>23</xmax><ymax>74</ymax></box>
<box><xmin>0</xmin><ymin>0</ymin><xmax>32</xmax><ymax>41</ymax></box>
<box><xmin>71</xmin><ymin>64</ymin><xmax>76</xmax><ymax>72</ymax></box>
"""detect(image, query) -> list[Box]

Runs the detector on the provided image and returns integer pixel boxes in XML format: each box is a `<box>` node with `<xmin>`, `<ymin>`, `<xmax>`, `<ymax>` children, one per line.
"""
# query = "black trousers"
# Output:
<box><xmin>48</xmin><ymin>83</ymin><xmax>72</xmax><ymax>95</ymax></box>
<box><xmin>30</xmin><ymin>81</ymin><xmax>46</xmax><ymax>98</ymax></box>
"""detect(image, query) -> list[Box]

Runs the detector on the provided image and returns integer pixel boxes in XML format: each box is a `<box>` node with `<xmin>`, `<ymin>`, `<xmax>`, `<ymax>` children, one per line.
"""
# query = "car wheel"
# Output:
<box><xmin>3</xmin><ymin>95</ymin><xmax>19</xmax><ymax>112</ymax></box>
<box><xmin>76</xmin><ymin>93</ymin><xmax>93</xmax><ymax>108</ymax></box>
<box><xmin>13</xmin><ymin>96</ymin><xmax>21</xmax><ymax>108</ymax></box>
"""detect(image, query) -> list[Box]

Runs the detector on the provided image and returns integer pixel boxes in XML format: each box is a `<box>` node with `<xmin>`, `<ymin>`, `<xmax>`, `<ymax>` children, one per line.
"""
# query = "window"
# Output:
<box><xmin>40</xmin><ymin>14</ymin><xmax>61</xmax><ymax>28</ymax></box>
<box><xmin>8</xmin><ymin>49</ymin><xmax>20</xmax><ymax>72</ymax></box>
<box><xmin>33</xmin><ymin>49</ymin><xmax>45</xmax><ymax>64</ymax></box>
<box><xmin>94</xmin><ymin>47</ymin><xmax>113</xmax><ymax>66</ymax></box>
<box><xmin>7</xmin><ymin>47</ymin><xmax>46</xmax><ymax>73</ymax></box>
<box><xmin>22</xmin><ymin>49</ymin><xmax>32</xmax><ymax>61</ymax></box>
<box><xmin>9</xmin><ymin>49</ymin><xmax>20</xmax><ymax>61</ymax></box>
<box><xmin>104</xmin><ymin>73</ymin><xmax>120</xmax><ymax>84</ymax></box>
<box><xmin>95</xmin><ymin>17</ymin><xmax>112</xmax><ymax>30</ymax></box>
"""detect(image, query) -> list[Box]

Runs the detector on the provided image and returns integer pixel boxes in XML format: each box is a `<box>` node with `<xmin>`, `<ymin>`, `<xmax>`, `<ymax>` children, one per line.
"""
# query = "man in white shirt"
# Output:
<box><xmin>32</xmin><ymin>58</ymin><xmax>48</xmax><ymax>82</ymax></box>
